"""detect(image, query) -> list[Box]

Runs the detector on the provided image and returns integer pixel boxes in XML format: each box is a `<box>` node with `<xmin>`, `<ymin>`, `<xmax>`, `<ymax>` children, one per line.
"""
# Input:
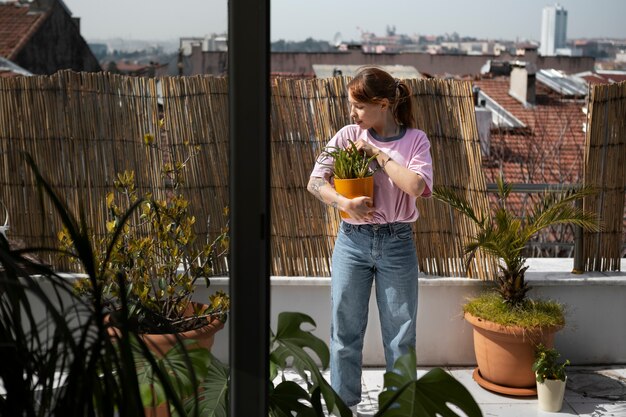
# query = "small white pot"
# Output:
<box><xmin>537</xmin><ymin>376</ymin><xmax>567</xmax><ymax>412</ymax></box>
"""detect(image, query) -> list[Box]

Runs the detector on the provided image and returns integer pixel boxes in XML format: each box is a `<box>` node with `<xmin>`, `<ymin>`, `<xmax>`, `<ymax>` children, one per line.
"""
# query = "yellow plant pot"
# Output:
<box><xmin>334</xmin><ymin>176</ymin><xmax>374</xmax><ymax>219</ymax></box>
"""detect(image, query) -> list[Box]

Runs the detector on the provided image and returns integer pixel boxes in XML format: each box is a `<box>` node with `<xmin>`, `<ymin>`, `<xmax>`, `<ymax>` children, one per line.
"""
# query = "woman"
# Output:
<box><xmin>307</xmin><ymin>67</ymin><xmax>433</xmax><ymax>413</ymax></box>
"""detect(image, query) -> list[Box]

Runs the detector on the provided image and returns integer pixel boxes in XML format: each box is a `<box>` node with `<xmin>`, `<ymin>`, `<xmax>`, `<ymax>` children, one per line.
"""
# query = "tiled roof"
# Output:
<box><xmin>576</xmin><ymin>71</ymin><xmax>626</xmax><ymax>85</ymax></box>
<box><xmin>473</xmin><ymin>76</ymin><xmax>593</xmax><ymax>252</ymax></box>
<box><xmin>0</xmin><ymin>3</ymin><xmax>48</xmax><ymax>59</ymax></box>
<box><xmin>473</xmin><ymin>76</ymin><xmax>587</xmax><ymax>187</ymax></box>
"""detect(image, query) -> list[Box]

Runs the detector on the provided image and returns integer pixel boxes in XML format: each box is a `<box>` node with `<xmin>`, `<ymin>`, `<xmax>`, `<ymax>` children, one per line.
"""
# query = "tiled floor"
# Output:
<box><xmin>276</xmin><ymin>366</ymin><xmax>626</xmax><ymax>416</ymax></box>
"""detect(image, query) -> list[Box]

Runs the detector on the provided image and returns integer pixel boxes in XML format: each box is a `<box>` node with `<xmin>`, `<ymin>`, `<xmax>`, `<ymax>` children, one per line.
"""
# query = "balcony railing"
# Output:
<box><xmin>486</xmin><ymin>182</ymin><xmax>626</xmax><ymax>273</ymax></box>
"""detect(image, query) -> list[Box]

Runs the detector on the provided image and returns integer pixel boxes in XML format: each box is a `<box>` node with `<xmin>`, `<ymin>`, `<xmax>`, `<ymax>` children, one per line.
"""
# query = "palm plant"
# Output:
<box><xmin>433</xmin><ymin>174</ymin><xmax>600</xmax><ymax>308</ymax></box>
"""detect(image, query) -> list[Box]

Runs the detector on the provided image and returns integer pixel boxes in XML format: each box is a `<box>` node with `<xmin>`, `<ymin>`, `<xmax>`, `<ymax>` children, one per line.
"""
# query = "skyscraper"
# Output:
<box><xmin>539</xmin><ymin>4</ymin><xmax>568</xmax><ymax>56</ymax></box>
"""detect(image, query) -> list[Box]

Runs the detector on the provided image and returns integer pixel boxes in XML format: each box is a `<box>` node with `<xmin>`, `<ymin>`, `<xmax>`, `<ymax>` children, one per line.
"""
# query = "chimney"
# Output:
<box><xmin>475</xmin><ymin>106</ymin><xmax>492</xmax><ymax>157</ymax></box>
<box><xmin>473</xmin><ymin>87</ymin><xmax>492</xmax><ymax>157</ymax></box>
<box><xmin>508</xmin><ymin>61</ymin><xmax>536</xmax><ymax>107</ymax></box>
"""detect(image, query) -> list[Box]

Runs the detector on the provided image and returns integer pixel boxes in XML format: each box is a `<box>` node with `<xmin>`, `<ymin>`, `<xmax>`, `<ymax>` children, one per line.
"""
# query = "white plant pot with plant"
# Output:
<box><xmin>533</xmin><ymin>343</ymin><xmax>570</xmax><ymax>412</ymax></box>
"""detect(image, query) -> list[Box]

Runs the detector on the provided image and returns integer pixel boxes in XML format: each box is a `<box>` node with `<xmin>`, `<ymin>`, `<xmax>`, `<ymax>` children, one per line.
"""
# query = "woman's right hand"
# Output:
<box><xmin>342</xmin><ymin>196</ymin><xmax>374</xmax><ymax>222</ymax></box>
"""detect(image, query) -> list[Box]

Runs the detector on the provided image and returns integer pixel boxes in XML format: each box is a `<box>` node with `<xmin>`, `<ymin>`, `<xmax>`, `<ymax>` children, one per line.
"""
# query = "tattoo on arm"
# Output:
<box><xmin>309</xmin><ymin>177</ymin><xmax>327</xmax><ymax>202</ymax></box>
<box><xmin>331</xmin><ymin>191</ymin><xmax>341</xmax><ymax>209</ymax></box>
<box><xmin>309</xmin><ymin>177</ymin><xmax>341</xmax><ymax>209</ymax></box>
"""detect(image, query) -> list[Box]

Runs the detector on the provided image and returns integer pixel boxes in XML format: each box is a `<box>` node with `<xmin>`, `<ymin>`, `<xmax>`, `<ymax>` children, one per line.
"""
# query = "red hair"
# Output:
<box><xmin>347</xmin><ymin>66</ymin><xmax>415</xmax><ymax>128</ymax></box>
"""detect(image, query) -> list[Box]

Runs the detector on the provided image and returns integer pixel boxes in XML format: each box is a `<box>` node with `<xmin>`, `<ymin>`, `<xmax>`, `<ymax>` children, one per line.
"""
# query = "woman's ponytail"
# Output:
<box><xmin>393</xmin><ymin>80</ymin><xmax>414</xmax><ymax>128</ymax></box>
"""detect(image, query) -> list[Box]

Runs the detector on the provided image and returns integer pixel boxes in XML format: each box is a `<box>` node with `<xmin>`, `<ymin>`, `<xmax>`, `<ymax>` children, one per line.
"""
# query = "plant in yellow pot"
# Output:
<box><xmin>433</xmin><ymin>174</ymin><xmax>599</xmax><ymax>396</ymax></box>
<box><xmin>317</xmin><ymin>139</ymin><xmax>377</xmax><ymax>219</ymax></box>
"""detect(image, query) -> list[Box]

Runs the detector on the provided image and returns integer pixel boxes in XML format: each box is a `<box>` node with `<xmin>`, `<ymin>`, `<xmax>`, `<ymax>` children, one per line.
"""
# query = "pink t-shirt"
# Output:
<box><xmin>310</xmin><ymin>124</ymin><xmax>433</xmax><ymax>224</ymax></box>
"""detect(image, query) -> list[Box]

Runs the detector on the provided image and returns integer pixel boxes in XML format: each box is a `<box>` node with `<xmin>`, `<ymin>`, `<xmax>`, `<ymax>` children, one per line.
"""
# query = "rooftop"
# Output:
<box><xmin>473</xmin><ymin>75</ymin><xmax>587</xmax><ymax>185</ymax></box>
<box><xmin>0</xmin><ymin>2</ymin><xmax>47</xmax><ymax>59</ymax></box>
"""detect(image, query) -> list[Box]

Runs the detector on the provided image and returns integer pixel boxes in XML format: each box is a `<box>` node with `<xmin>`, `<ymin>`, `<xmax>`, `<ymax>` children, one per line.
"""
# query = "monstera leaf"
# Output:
<box><xmin>376</xmin><ymin>348</ymin><xmax>482</xmax><ymax>417</ymax></box>
<box><xmin>270</xmin><ymin>312</ymin><xmax>352</xmax><ymax>417</ymax></box>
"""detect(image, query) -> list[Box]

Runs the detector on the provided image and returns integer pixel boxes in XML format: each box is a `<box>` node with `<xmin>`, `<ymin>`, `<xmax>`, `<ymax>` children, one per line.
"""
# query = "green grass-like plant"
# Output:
<box><xmin>463</xmin><ymin>292</ymin><xmax>565</xmax><ymax>329</ymax></box>
<box><xmin>317</xmin><ymin>139</ymin><xmax>377</xmax><ymax>179</ymax></box>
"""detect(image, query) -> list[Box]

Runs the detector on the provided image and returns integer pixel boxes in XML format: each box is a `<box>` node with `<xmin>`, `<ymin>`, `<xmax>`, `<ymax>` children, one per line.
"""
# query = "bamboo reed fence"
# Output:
<box><xmin>270</xmin><ymin>76</ymin><xmax>497</xmax><ymax>278</ymax></box>
<box><xmin>0</xmin><ymin>71</ymin><xmax>231</xmax><ymax>273</ymax></box>
<box><xmin>15</xmin><ymin>70</ymin><xmax>626</xmax><ymax>278</ymax></box>
<box><xmin>582</xmin><ymin>81</ymin><xmax>626</xmax><ymax>271</ymax></box>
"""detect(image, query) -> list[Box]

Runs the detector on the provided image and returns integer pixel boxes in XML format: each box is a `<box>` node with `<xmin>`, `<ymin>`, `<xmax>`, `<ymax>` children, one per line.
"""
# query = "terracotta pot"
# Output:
<box><xmin>537</xmin><ymin>376</ymin><xmax>567</xmax><ymax>412</ymax></box>
<box><xmin>334</xmin><ymin>176</ymin><xmax>374</xmax><ymax>219</ymax></box>
<box><xmin>465</xmin><ymin>312</ymin><xmax>562</xmax><ymax>396</ymax></box>
<box><xmin>105</xmin><ymin>303</ymin><xmax>224</xmax><ymax>417</ymax></box>
<box><xmin>106</xmin><ymin>303</ymin><xmax>224</xmax><ymax>356</ymax></box>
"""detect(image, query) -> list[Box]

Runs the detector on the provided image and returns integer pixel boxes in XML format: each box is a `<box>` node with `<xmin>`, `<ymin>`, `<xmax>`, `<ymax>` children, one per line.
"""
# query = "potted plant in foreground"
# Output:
<box><xmin>433</xmin><ymin>174</ymin><xmax>599</xmax><ymax>396</ymax></box>
<box><xmin>317</xmin><ymin>139</ymin><xmax>377</xmax><ymax>219</ymax></box>
<box><xmin>59</xmin><ymin>138</ymin><xmax>229</xmax><ymax>414</ymax></box>
<box><xmin>533</xmin><ymin>344</ymin><xmax>570</xmax><ymax>412</ymax></box>
<box><xmin>0</xmin><ymin>153</ymin><xmax>203</xmax><ymax>417</ymax></box>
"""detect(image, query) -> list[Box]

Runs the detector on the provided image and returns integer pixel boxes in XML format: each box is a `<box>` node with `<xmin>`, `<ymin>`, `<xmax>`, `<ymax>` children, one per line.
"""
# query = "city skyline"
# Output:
<box><xmin>61</xmin><ymin>0</ymin><xmax>626</xmax><ymax>43</ymax></box>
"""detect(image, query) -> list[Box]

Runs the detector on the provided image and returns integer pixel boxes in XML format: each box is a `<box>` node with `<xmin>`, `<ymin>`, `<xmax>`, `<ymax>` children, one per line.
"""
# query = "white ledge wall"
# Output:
<box><xmin>199</xmin><ymin>258</ymin><xmax>626</xmax><ymax>367</ymax></box>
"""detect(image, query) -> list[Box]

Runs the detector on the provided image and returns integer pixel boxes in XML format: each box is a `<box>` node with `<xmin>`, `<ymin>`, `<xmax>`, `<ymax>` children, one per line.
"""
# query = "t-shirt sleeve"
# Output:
<box><xmin>408</xmin><ymin>131</ymin><xmax>433</xmax><ymax>198</ymax></box>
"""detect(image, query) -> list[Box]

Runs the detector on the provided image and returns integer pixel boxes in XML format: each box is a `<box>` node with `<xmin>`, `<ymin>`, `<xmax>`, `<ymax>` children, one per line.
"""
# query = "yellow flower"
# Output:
<box><xmin>143</xmin><ymin>133</ymin><xmax>155</xmax><ymax>145</ymax></box>
<box><xmin>106</xmin><ymin>192</ymin><xmax>114</xmax><ymax>208</ymax></box>
<box><xmin>106</xmin><ymin>220</ymin><xmax>117</xmax><ymax>232</ymax></box>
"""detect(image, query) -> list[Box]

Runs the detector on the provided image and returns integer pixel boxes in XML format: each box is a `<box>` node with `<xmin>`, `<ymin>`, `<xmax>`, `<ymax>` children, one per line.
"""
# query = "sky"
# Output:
<box><xmin>62</xmin><ymin>0</ymin><xmax>626</xmax><ymax>43</ymax></box>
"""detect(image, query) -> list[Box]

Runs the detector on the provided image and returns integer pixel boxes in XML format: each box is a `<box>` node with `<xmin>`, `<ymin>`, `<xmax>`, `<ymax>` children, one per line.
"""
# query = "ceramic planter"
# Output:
<box><xmin>106</xmin><ymin>303</ymin><xmax>224</xmax><ymax>356</ymax></box>
<box><xmin>464</xmin><ymin>312</ymin><xmax>563</xmax><ymax>396</ymax></box>
<box><xmin>334</xmin><ymin>176</ymin><xmax>374</xmax><ymax>219</ymax></box>
<box><xmin>537</xmin><ymin>376</ymin><xmax>567</xmax><ymax>412</ymax></box>
<box><xmin>106</xmin><ymin>303</ymin><xmax>225</xmax><ymax>417</ymax></box>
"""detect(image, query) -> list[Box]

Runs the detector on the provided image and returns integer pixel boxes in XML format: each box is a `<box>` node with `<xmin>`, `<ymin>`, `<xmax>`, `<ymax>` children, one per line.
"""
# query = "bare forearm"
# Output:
<box><xmin>374</xmin><ymin>151</ymin><xmax>426</xmax><ymax>197</ymax></box>
<box><xmin>307</xmin><ymin>176</ymin><xmax>345</xmax><ymax>210</ymax></box>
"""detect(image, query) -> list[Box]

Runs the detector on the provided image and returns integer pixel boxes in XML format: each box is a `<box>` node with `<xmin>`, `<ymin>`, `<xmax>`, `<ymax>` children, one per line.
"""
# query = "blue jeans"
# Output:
<box><xmin>330</xmin><ymin>221</ymin><xmax>419</xmax><ymax>407</ymax></box>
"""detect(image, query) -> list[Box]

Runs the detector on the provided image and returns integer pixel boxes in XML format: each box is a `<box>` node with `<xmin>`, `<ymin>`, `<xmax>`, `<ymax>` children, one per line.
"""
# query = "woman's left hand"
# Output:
<box><xmin>354</xmin><ymin>139</ymin><xmax>379</xmax><ymax>157</ymax></box>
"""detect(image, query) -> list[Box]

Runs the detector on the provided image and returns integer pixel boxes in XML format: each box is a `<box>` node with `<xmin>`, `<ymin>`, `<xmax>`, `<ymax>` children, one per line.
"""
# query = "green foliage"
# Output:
<box><xmin>188</xmin><ymin>312</ymin><xmax>351</xmax><ymax>417</ymax></box>
<box><xmin>533</xmin><ymin>344</ymin><xmax>570</xmax><ymax>383</ymax></box>
<box><xmin>463</xmin><ymin>292</ymin><xmax>565</xmax><ymax>329</ymax></box>
<box><xmin>317</xmin><ymin>139</ymin><xmax>377</xmax><ymax>179</ymax></box>
<box><xmin>376</xmin><ymin>348</ymin><xmax>482</xmax><ymax>417</ymax></box>
<box><xmin>186</xmin><ymin>312</ymin><xmax>481</xmax><ymax>417</ymax></box>
<box><xmin>0</xmin><ymin>153</ymin><xmax>192</xmax><ymax>416</ymax></box>
<box><xmin>135</xmin><ymin>339</ymin><xmax>211</xmax><ymax>409</ymax></box>
<box><xmin>59</xmin><ymin>133</ymin><xmax>230</xmax><ymax>333</ymax></box>
<box><xmin>433</xmin><ymin>173</ymin><xmax>600</xmax><ymax>308</ymax></box>
<box><xmin>2</xmin><ymin>154</ymin><xmax>482</xmax><ymax>417</ymax></box>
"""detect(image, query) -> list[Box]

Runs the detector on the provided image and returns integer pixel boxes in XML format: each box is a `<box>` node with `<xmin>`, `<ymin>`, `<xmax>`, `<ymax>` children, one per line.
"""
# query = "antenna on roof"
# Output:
<box><xmin>332</xmin><ymin>32</ymin><xmax>342</xmax><ymax>48</ymax></box>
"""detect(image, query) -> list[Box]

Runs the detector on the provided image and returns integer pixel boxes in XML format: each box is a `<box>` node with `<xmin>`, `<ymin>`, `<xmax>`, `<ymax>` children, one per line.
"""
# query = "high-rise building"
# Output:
<box><xmin>539</xmin><ymin>4</ymin><xmax>568</xmax><ymax>56</ymax></box>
